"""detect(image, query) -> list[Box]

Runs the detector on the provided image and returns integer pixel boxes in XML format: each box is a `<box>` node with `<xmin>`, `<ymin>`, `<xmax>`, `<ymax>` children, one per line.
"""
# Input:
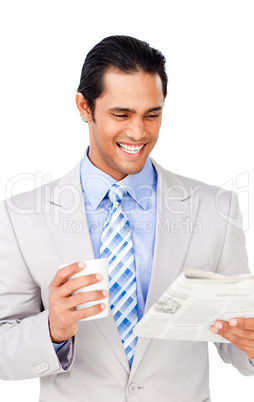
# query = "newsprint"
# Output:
<box><xmin>134</xmin><ymin>270</ymin><xmax>254</xmax><ymax>342</ymax></box>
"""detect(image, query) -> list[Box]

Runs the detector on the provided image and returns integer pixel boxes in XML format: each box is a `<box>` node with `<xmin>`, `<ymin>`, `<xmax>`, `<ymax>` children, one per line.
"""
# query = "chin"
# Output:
<box><xmin>122</xmin><ymin>164</ymin><xmax>144</xmax><ymax>176</ymax></box>
<box><xmin>110</xmin><ymin>158</ymin><xmax>147</xmax><ymax>179</ymax></box>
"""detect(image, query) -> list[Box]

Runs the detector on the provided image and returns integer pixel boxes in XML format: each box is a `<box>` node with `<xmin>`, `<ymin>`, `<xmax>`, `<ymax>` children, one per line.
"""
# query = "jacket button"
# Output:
<box><xmin>41</xmin><ymin>362</ymin><xmax>49</xmax><ymax>371</ymax></box>
<box><xmin>32</xmin><ymin>362</ymin><xmax>49</xmax><ymax>374</ymax></box>
<box><xmin>128</xmin><ymin>383</ymin><xmax>139</xmax><ymax>395</ymax></box>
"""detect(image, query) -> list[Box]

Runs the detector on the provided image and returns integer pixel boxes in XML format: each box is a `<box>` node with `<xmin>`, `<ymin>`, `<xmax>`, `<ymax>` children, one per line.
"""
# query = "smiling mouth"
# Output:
<box><xmin>117</xmin><ymin>143</ymin><xmax>145</xmax><ymax>155</ymax></box>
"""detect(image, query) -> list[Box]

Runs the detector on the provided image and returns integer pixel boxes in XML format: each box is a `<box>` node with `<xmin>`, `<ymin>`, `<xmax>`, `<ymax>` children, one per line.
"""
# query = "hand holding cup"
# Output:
<box><xmin>48</xmin><ymin>259</ymin><xmax>109</xmax><ymax>343</ymax></box>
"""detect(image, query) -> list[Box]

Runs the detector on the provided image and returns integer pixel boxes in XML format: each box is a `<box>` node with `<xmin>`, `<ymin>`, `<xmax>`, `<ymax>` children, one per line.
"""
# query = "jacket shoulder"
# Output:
<box><xmin>152</xmin><ymin>159</ymin><xmax>235</xmax><ymax>209</ymax></box>
<box><xmin>5</xmin><ymin>178</ymin><xmax>61</xmax><ymax>213</ymax></box>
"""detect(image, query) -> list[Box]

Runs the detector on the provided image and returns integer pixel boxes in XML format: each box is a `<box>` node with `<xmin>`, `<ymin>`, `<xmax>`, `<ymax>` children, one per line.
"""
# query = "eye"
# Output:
<box><xmin>112</xmin><ymin>113</ymin><xmax>129</xmax><ymax>119</ymax></box>
<box><xmin>145</xmin><ymin>113</ymin><xmax>160</xmax><ymax>120</ymax></box>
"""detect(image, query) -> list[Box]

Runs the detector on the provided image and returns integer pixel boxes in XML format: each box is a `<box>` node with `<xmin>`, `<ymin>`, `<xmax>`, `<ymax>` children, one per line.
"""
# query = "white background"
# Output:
<box><xmin>0</xmin><ymin>0</ymin><xmax>253</xmax><ymax>400</ymax></box>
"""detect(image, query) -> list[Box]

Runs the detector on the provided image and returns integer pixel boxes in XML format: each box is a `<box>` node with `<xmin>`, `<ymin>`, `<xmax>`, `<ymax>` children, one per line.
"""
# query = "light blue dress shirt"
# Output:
<box><xmin>80</xmin><ymin>147</ymin><xmax>157</xmax><ymax>320</ymax></box>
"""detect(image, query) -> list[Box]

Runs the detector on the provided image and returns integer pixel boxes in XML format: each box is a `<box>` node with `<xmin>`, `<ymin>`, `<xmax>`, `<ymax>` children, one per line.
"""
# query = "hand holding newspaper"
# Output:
<box><xmin>133</xmin><ymin>270</ymin><xmax>254</xmax><ymax>342</ymax></box>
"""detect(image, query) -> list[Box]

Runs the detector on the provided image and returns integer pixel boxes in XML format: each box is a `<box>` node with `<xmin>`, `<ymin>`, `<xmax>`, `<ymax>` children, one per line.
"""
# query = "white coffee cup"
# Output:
<box><xmin>59</xmin><ymin>258</ymin><xmax>109</xmax><ymax>321</ymax></box>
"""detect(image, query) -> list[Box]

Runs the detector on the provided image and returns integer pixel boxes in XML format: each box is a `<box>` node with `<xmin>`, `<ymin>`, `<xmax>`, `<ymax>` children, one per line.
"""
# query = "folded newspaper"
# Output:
<box><xmin>133</xmin><ymin>269</ymin><xmax>254</xmax><ymax>342</ymax></box>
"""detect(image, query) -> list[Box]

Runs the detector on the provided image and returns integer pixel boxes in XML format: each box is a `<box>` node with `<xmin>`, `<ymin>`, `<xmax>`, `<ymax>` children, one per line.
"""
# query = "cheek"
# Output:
<box><xmin>145</xmin><ymin>119</ymin><xmax>161</xmax><ymax>134</ymax></box>
<box><xmin>93</xmin><ymin>125</ymin><xmax>113</xmax><ymax>145</ymax></box>
<box><xmin>97</xmin><ymin>120</ymin><xmax>120</xmax><ymax>139</ymax></box>
<box><xmin>147</xmin><ymin>128</ymin><xmax>160</xmax><ymax>143</ymax></box>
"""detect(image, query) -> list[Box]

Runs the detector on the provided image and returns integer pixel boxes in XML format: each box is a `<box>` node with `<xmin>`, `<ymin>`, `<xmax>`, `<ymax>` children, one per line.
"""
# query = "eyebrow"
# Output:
<box><xmin>109</xmin><ymin>106</ymin><xmax>163</xmax><ymax>114</ymax></box>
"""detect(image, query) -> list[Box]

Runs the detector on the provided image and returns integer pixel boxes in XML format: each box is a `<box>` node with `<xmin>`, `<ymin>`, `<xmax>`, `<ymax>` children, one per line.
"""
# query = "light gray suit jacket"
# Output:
<box><xmin>0</xmin><ymin>159</ymin><xmax>254</xmax><ymax>402</ymax></box>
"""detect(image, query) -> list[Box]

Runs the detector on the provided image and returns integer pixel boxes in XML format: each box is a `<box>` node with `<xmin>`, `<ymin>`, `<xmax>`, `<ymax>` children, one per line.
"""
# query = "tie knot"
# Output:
<box><xmin>108</xmin><ymin>183</ymin><xmax>126</xmax><ymax>204</ymax></box>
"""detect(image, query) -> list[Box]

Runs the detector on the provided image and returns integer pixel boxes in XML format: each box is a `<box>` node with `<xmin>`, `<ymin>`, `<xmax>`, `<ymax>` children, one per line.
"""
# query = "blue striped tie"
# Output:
<box><xmin>100</xmin><ymin>182</ymin><xmax>138</xmax><ymax>366</ymax></box>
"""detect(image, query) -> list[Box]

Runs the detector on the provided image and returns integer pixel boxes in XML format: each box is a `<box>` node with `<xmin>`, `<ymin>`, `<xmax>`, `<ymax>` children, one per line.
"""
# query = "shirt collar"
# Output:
<box><xmin>80</xmin><ymin>146</ymin><xmax>156</xmax><ymax>210</ymax></box>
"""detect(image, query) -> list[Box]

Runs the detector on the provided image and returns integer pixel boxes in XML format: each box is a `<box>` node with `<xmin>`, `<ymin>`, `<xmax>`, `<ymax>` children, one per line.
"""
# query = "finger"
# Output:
<box><xmin>212</xmin><ymin>318</ymin><xmax>254</xmax><ymax>332</ymax></box>
<box><xmin>71</xmin><ymin>302</ymin><xmax>107</xmax><ymax>321</ymax></box>
<box><xmin>59</xmin><ymin>273</ymin><xmax>104</xmax><ymax>297</ymax></box>
<box><xmin>51</xmin><ymin>262</ymin><xmax>86</xmax><ymax>287</ymax></box>
<box><xmin>211</xmin><ymin>319</ymin><xmax>254</xmax><ymax>339</ymax></box>
<box><xmin>210</xmin><ymin>320</ymin><xmax>254</xmax><ymax>359</ymax></box>
<box><xmin>65</xmin><ymin>289</ymin><xmax>109</xmax><ymax>310</ymax></box>
<box><xmin>228</xmin><ymin>317</ymin><xmax>254</xmax><ymax>331</ymax></box>
<box><xmin>210</xmin><ymin>321</ymin><xmax>254</xmax><ymax>346</ymax></box>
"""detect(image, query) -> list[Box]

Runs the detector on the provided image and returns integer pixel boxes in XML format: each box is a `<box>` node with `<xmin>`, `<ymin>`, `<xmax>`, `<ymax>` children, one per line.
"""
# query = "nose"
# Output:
<box><xmin>127</xmin><ymin>118</ymin><xmax>145</xmax><ymax>140</ymax></box>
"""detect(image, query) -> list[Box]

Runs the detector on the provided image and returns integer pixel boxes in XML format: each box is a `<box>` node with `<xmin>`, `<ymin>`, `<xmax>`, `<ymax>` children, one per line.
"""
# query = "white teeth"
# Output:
<box><xmin>118</xmin><ymin>143</ymin><xmax>144</xmax><ymax>154</ymax></box>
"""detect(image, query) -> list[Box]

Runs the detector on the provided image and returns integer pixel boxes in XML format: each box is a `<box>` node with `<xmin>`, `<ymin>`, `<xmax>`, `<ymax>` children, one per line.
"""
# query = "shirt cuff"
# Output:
<box><xmin>53</xmin><ymin>340</ymin><xmax>67</xmax><ymax>353</ymax></box>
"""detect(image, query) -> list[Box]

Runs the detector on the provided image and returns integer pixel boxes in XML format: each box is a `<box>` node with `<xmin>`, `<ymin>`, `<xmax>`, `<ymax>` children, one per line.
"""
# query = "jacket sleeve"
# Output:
<box><xmin>214</xmin><ymin>191</ymin><xmax>254</xmax><ymax>376</ymax></box>
<box><xmin>0</xmin><ymin>200</ymin><xmax>74</xmax><ymax>380</ymax></box>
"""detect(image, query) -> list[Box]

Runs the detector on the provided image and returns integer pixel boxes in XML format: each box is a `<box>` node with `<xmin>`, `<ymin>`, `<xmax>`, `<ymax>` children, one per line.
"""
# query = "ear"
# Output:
<box><xmin>75</xmin><ymin>92</ymin><xmax>93</xmax><ymax>122</ymax></box>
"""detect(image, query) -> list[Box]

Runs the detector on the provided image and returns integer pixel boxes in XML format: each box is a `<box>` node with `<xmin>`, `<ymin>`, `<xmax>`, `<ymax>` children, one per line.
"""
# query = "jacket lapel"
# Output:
<box><xmin>130</xmin><ymin>160</ymin><xmax>200</xmax><ymax>376</ymax></box>
<box><xmin>44</xmin><ymin>162</ymin><xmax>130</xmax><ymax>373</ymax></box>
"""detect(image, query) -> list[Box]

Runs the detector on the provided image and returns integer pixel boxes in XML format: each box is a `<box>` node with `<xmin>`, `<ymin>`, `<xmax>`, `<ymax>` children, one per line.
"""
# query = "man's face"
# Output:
<box><xmin>87</xmin><ymin>69</ymin><xmax>164</xmax><ymax>180</ymax></box>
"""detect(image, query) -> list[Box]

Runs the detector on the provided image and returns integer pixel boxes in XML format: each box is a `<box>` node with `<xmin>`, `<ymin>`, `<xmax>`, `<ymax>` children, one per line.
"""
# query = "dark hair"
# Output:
<box><xmin>77</xmin><ymin>35</ymin><xmax>168</xmax><ymax>120</ymax></box>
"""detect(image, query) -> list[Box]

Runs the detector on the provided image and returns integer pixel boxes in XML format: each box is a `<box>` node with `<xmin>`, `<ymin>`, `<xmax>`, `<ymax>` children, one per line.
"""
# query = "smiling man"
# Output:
<box><xmin>76</xmin><ymin>70</ymin><xmax>163</xmax><ymax>180</ymax></box>
<box><xmin>0</xmin><ymin>35</ymin><xmax>254</xmax><ymax>402</ymax></box>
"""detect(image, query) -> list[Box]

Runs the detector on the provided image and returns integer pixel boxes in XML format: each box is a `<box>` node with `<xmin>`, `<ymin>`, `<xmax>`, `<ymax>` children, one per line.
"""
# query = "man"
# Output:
<box><xmin>0</xmin><ymin>35</ymin><xmax>254</xmax><ymax>402</ymax></box>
